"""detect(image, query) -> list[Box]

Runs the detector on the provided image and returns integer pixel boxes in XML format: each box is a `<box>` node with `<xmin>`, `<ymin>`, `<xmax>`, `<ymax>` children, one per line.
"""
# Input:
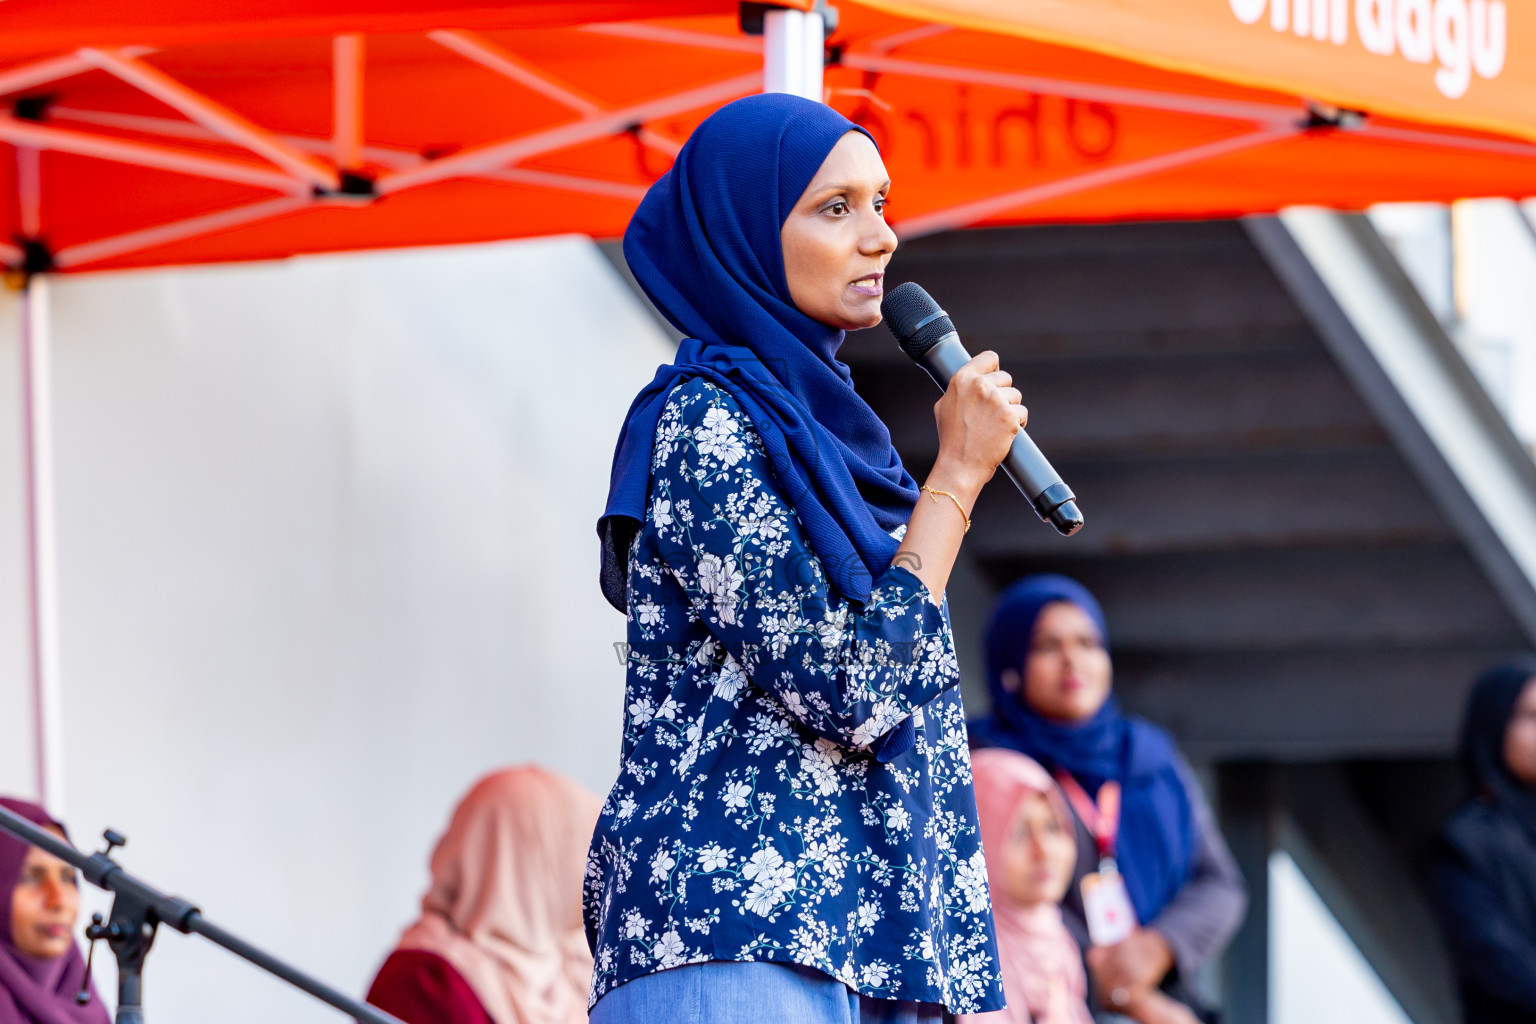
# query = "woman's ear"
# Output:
<box><xmin>1000</xmin><ymin>668</ymin><xmax>1021</xmax><ymax>694</ymax></box>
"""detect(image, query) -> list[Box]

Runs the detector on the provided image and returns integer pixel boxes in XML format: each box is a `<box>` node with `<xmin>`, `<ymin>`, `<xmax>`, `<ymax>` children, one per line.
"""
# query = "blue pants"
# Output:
<box><xmin>588</xmin><ymin>961</ymin><xmax>945</xmax><ymax>1024</ymax></box>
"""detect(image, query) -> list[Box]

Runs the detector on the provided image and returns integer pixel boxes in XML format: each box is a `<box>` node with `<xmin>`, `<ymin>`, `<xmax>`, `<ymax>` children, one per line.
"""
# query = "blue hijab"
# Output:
<box><xmin>1459</xmin><ymin>658</ymin><xmax>1536</xmax><ymax>843</ymax></box>
<box><xmin>968</xmin><ymin>574</ymin><xmax>1197</xmax><ymax>925</ymax></box>
<box><xmin>599</xmin><ymin>94</ymin><xmax>922</xmax><ymax>758</ymax></box>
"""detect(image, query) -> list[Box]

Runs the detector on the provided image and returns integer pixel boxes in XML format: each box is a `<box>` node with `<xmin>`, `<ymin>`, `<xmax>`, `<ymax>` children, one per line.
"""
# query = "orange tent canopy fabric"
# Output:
<box><xmin>867</xmin><ymin>0</ymin><xmax>1536</xmax><ymax>144</ymax></box>
<box><xmin>0</xmin><ymin>0</ymin><xmax>1532</xmax><ymax>273</ymax></box>
<box><xmin>0</xmin><ymin>0</ymin><xmax>787</xmax><ymax>59</ymax></box>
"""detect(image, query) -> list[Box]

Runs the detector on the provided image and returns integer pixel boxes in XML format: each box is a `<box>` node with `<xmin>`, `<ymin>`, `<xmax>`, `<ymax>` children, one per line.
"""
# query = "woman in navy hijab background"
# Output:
<box><xmin>1429</xmin><ymin>658</ymin><xmax>1536</xmax><ymax>1023</ymax></box>
<box><xmin>587</xmin><ymin>93</ymin><xmax>1029</xmax><ymax>1023</ymax></box>
<box><xmin>970</xmin><ymin>576</ymin><xmax>1247</xmax><ymax>1023</ymax></box>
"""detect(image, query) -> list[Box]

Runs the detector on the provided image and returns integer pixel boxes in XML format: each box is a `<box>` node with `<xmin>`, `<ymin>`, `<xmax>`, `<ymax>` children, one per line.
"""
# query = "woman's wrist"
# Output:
<box><xmin>1138</xmin><ymin>927</ymin><xmax>1176</xmax><ymax>978</ymax></box>
<box><xmin>923</xmin><ymin>458</ymin><xmax>985</xmax><ymax>513</ymax></box>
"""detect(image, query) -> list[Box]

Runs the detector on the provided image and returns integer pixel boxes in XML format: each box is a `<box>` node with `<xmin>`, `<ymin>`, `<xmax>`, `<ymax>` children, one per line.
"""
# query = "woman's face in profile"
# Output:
<box><xmin>1504</xmin><ymin>676</ymin><xmax>1536</xmax><ymax>785</ymax></box>
<box><xmin>998</xmin><ymin>792</ymin><xmax>1077</xmax><ymax>908</ymax></box>
<box><xmin>1013</xmin><ymin>601</ymin><xmax>1113</xmax><ymax>724</ymax></box>
<box><xmin>780</xmin><ymin>131</ymin><xmax>897</xmax><ymax>331</ymax></box>
<box><xmin>10</xmin><ymin>836</ymin><xmax>80</xmax><ymax>960</ymax></box>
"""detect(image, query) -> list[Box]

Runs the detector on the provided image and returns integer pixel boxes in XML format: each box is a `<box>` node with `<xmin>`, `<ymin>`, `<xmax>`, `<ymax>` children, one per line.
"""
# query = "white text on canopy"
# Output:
<box><xmin>1228</xmin><ymin>0</ymin><xmax>1506</xmax><ymax>99</ymax></box>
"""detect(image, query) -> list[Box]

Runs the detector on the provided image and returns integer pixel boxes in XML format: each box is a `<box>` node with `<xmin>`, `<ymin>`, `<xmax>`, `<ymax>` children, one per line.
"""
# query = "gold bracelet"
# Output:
<box><xmin>920</xmin><ymin>484</ymin><xmax>972</xmax><ymax>534</ymax></box>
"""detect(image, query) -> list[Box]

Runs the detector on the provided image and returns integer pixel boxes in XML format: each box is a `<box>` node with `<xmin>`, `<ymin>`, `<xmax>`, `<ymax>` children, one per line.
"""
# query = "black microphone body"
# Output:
<box><xmin>882</xmin><ymin>282</ymin><xmax>1084</xmax><ymax>537</ymax></box>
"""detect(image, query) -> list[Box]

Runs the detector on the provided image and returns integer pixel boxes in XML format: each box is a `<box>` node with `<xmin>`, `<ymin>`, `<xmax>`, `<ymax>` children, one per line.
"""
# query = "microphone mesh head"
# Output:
<box><xmin>882</xmin><ymin>282</ymin><xmax>955</xmax><ymax>358</ymax></box>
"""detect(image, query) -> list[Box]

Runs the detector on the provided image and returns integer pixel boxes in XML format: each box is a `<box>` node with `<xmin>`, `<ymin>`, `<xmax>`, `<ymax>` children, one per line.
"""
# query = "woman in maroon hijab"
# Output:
<box><xmin>0</xmin><ymin>798</ymin><xmax>108</xmax><ymax>1024</ymax></box>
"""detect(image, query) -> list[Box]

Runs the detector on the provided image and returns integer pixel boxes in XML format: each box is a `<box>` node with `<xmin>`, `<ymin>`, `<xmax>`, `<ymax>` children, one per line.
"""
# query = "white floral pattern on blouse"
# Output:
<box><xmin>584</xmin><ymin>379</ymin><xmax>1004</xmax><ymax>1014</ymax></box>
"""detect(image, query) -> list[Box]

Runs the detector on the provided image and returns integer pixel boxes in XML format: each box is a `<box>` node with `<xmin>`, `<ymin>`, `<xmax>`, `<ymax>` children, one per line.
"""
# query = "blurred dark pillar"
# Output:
<box><xmin>1218</xmin><ymin>762</ymin><xmax>1277</xmax><ymax>1024</ymax></box>
<box><xmin>1280</xmin><ymin>763</ymin><xmax>1458</xmax><ymax>1024</ymax></box>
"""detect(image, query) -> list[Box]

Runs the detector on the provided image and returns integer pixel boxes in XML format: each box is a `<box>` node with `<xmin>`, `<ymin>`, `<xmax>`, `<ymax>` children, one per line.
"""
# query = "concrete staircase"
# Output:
<box><xmin>843</xmin><ymin>218</ymin><xmax>1531</xmax><ymax>761</ymax></box>
<box><xmin>840</xmin><ymin>216</ymin><xmax>1536</xmax><ymax>1024</ymax></box>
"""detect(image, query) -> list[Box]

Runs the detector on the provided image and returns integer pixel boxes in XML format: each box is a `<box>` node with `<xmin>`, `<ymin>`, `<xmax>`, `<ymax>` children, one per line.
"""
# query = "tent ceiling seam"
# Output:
<box><xmin>580</xmin><ymin>22</ymin><xmax>763</xmax><ymax>54</ymax></box>
<box><xmin>331</xmin><ymin>34</ymin><xmax>364</xmax><ymax>171</ymax></box>
<box><xmin>76</xmin><ymin>46</ymin><xmax>338</xmax><ymax>190</ymax></box>
<box><xmin>487</xmin><ymin>166</ymin><xmax>649</xmax><ymax>200</ymax></box>
<box><xmin>859</xmin><ymin>23</ymin><xmax>954</xmax><ymax>55</ymax></box>
<box><xmin>425</xmin><ymin>29</ymin><xmax>682</xmax><ymax>162</ymax></box>
<box><xmin>16</xmin><ymin>145</ymin><xmax>41</xmax><ymax>237</ymax></box>
<box><xmin>428</xmin><ymin>29</ymin><xmax>605</xmax><ymax>115</ymax></box>
<box><xmin>0</xmin><ymin>48</ymin><xmax>153</xmax><ymax>99</ymax></box>
<box><xmin>839</xmin><ymin>51</ymin><xmax>1301</xmax><ymax>125</ymax></box>
<box><xmin>374</xmin><ymin>69</ymin><xmax>760</xmax><ymax>194</ymax></box>
<box><xmin>49</xmin><ymin>105</ymin><xmax>419</xmax><ymax>168</ymax></box>
<box><xmin>0</xmin><ymin>113</ymin><xmax>307</xmax><ymax>193</ymax></box>
<box><xmin>53</xmin><ymin>195</ymin><xmax>310</xmax><ymax>269</ymax></box>
<box><xmin>895</xmin><ymin>124</ymin><xmax>1296</xmax><ymax>238</ymax></box>
<box><xmin>1359</xmin><ymin>124</ymin><xmax>1536</xmax><ymax>160</ymax></box>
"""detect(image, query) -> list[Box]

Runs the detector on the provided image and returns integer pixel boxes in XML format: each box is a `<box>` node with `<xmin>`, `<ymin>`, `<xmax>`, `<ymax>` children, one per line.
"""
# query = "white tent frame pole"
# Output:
<box><xmin>20</xmin><ymin>273</ymin><xmax>66</xmax><ymax>814</ymax></box>
<box><xmin>426</xmin><ymin>29</ymin><xmax>681</xmax><ymax>161</ymax></box>
<box><xmin>763</xmin><ymin>7</ymin><xmax>824</xmax><ymax>101</ymax></box>
<box><xmin>332</xmin><ymin>34</ymin><xmax>365</xmax><ymax>171</ymax></box>
<box><xmin>78</xmin><ymin>46</ymin><xmax>342</xmax><ymax>191</ymax></box>
<box><xmin>0</xmin><ymin>50</ymin><xmax>151</xmax><ymax>97</ymax></box>
<box><xmin>428</xmin><ymin>29</ymin><xmax>605</xmax><ymax>114</ymax></box>
<box><xmin>53</xmin><ymin>196</ymin><xmax>311</xmax><ymax>270</ymax></box>
<box><xmin>894</xmin><ymin>124</ymin><xmax>1296</xmax><ymax>239</ymax></box>
<box><xmin>376</xmin><ymin>70</ymin><xmax>759</xmax><ymax>194</ymax></box>
<box><xmin>0</xmin><ymin>114</ymin><xmax>307</xmax><ymax>193</ymax></box>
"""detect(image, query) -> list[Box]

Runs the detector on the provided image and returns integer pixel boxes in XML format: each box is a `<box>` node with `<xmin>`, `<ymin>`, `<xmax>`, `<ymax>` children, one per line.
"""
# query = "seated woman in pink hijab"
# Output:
<box><xmin>0</xmin><ymin>797</ymin><xmax>109</xmax><ymax>1024</ymax></box>
<box><xmin>964</xmin><ymin>751</ymin><xmax>1199</xmax><ymax>1024</ymax></box>
<box><xmin>368</xmin><ymin>767</ymin><xmax>601</xmax><ymax>1024</ymax></box>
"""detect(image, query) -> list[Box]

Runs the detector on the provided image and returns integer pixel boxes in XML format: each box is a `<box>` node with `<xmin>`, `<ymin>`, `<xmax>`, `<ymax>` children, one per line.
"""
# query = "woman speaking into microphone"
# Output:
<box><xmin>586</xmin><ymin>94</ymin><xmax>1024</xmax><ymax>1024</ymax></box>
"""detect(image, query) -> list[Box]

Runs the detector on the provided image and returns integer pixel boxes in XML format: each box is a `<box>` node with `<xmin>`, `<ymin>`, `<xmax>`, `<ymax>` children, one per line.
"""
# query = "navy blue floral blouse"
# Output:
<box><xmin>584</xmin><ymin>378</ymin><xmax>1004</xmax><ymax>1014</ymax></box>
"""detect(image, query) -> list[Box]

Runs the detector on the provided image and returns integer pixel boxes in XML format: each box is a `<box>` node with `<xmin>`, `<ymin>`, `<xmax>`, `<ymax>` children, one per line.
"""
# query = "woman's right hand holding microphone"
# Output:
<box><xmin>891</xmin><ymin>350</ymin><xmax>1027</xmax><ymax>602</ymax></box>
<box><xmin>925</xmin><ymin>349</ymin><xmax>1029</xmax><ymax>510</ymax></box>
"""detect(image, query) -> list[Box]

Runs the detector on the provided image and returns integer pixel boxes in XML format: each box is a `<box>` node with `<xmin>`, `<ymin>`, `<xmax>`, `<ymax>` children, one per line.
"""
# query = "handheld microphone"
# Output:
<box><xmin>882</xmin><ymin>281</ymin><xmax>1084</xmax><ymax>537</ymax></box>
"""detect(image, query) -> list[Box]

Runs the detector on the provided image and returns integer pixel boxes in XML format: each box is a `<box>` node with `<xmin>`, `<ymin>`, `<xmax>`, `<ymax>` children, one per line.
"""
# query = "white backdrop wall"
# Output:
<box><xmin>0</xmin><ymin>236</ymin><xmax>674</xmax><ymax>1022</ymax></box>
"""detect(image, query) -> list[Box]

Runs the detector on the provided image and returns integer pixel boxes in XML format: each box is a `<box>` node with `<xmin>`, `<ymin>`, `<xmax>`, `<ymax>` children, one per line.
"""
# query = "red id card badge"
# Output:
<box><xmin>1081</xmin><ymin>864</ymin><xmax>1137</xmax><ymax>947</ymax></box>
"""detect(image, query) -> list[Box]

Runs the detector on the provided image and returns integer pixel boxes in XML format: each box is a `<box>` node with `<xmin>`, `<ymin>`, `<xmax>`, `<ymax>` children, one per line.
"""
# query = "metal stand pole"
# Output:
<box><xmin>94</xmin><ymin>882</ymin><xmax>155</xmax><ymax>1024</ymax></box>
<box><xmin>19</xmin><ymin>271</ymin><xmax>66</xmax><ymax>815</ymax></box>
<box><xmin>763</xmin><ymin>6</ymin><xmax>825</xmax><ymax>100</ymax></box>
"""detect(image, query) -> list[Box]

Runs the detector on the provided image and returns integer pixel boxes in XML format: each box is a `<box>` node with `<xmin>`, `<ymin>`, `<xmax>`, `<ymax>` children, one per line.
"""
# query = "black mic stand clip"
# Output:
<box><xmin>74</xmin><ymin>829</ymin><xmax>174</xmax><ymax>1024</ymax></box>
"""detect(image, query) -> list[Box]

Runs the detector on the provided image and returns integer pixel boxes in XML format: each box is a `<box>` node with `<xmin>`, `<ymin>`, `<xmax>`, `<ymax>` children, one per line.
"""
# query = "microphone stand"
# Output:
<box><xmin>0</xmin><ymin>804</ymin><xmax>406</xmax><ymax>1024</ymax></box>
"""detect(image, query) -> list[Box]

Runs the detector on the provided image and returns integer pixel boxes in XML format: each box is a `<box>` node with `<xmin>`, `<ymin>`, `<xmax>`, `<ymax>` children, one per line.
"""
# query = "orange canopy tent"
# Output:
<box><xmin>5</xmin><ymin>0</ymin><xmax>1535</xmax><ymax>808</ymax></box>
<box><xmin>0</xmin><ymin>0</ymin><xmax>1532</xmax><ymax>274</ymax></box>
<box><xmin>881</xmin><ymin>0</ymin><xmax>1535</xmax><ymax>145</ymax></box>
